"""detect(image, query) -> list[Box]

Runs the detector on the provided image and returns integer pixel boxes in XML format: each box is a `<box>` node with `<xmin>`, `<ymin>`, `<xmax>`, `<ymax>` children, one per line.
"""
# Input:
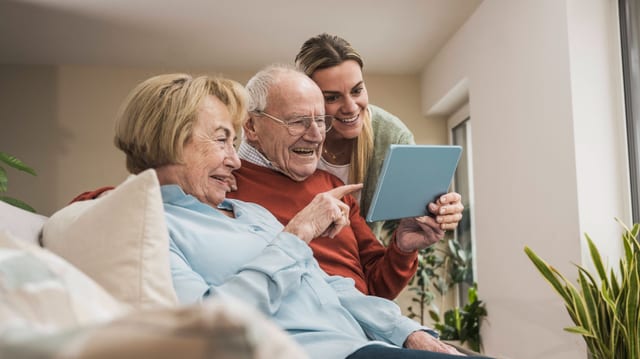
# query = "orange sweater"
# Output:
<box><xmin>228</xmin><ymin>160</ymin><xmax>417</xmax><ymax>299</ymax></box>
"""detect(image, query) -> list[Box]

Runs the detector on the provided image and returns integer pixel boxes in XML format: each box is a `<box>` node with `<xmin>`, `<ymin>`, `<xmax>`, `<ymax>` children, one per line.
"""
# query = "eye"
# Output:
<box><xmin>352</xmin><ymin>87</ymin><xmax>364</xmax><ymax>96</ymax></box>
<box><xmin>287</xmin><ymin>118</ymin><xmax>307</xmax><ymax>128</ymax></box>
<box><xmin>324</xmin><ymin>94</ymin><xmax>339</xmax><ymax>103</ymax></box>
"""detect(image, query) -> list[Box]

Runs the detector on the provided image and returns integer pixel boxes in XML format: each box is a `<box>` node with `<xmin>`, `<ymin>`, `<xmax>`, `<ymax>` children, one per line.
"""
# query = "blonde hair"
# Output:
<box><xmin>115</xmin><ymin>73</ymin><xmax>247</xmax><ymax>174</ymax></box>
<box><xmin>295</xmin><ymin>33</ymin><xmax>373</xmax><ymax>184</ymax></box>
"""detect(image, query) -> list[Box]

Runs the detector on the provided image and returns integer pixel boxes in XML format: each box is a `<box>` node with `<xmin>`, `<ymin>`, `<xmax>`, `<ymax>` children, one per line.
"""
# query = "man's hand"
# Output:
<box><xmin>284</xmin><ymin>183</ymin><xmax>362</xmax><ymax>243</ymax></box>
<box><xmin>404</xmin><ymin>331</ymin><xmax>465</xmax><ymax>356</ymax></box>
<box><xmin>395</xmin><ymin>192</ymin><xmax>464</xmax><ymax>253</ymax></box>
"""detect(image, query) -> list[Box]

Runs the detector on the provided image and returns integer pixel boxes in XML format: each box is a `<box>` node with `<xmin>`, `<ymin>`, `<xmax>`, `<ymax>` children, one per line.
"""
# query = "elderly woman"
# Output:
<box><xmin>109</xmin><ymin>73</ymin><xmax>492</xmax><ymax>359</ymax></box>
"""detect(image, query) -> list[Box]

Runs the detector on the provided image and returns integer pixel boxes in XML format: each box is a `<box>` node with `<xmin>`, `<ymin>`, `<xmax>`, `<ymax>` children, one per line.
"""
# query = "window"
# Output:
<box><xmin>448</xmin><ymin>104</ymin><xmax>475</xmax><ymax>304</ymax></box>
<box><xmin>620</xmin><ymin>0</ymin><xmax>640</xmax><ymax>222</ymax></box>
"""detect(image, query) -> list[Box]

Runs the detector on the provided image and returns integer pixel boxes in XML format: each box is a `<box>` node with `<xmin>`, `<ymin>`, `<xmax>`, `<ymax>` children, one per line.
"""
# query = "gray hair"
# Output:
<box><xmin>245</xmin><ymin>64</ymin><xmax>306</xmax><ymax>112</ymax></box>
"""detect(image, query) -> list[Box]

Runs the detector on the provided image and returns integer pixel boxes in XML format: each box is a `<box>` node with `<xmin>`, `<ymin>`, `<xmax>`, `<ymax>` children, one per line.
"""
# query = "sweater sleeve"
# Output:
<box><xmin>348</xmin><ymin>197</ymin><xmax>418</xmax><ymax>299</ymax></box>
<box><xmin>169</xmin><ymin>232</ymin><xmax>316</xmax><ymax>316</ymax></box>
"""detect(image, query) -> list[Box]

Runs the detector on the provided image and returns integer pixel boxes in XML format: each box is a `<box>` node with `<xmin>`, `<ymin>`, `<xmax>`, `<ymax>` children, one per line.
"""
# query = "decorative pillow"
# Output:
<box><xmin>0</xmin><ymin>298</ymin><xmax>308</xmax><ymax>359</ymax></box>
<box><xmin>41</xmin><ymin>169</ymin><xmax>178</xmax><ymax>309</ymax></box>
<box><xmin>0</xmin><ymin>230</ymin><xmax>128</xmax><ymax>338</ymax></box>
<box><xmin>0</xmin><ymin>200</ymin><xmax>48</xmax><ymax>246</ymax></box>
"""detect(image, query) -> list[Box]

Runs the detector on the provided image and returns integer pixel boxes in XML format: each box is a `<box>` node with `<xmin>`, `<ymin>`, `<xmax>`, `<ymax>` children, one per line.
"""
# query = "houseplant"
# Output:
<box><xmin>405</xmin><ymin>234</ymin><xmax>487</xmax><ymax>352</ymax></box>
<box><xmin>429</xmin><ymin>283</ymin><xmax>487</xmax><ymax>353</ymax></box>
<box><xmin>0</xmin><ymin>151</ymin><xmax>37</xmax><ymax>212</ymax></box>
<box><xmin>524</xmin><ymin>220</ymin><xmax>640</xmax><ymax>359</ymax></box>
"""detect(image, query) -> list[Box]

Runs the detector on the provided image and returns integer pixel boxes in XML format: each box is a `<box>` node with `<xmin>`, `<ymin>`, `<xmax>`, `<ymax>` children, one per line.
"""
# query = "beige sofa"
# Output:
<box><xmin>0</xmin><ymin>169</ymin><xmax>307</xmax><ymax>359</ymax></box>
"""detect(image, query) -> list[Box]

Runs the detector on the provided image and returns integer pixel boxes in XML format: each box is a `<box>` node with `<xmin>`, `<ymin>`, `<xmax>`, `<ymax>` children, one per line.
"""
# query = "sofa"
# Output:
<box><xmin>0</xmin><ymin>169</ymin><xmax>307</xmax><ymax>359</ymax></box>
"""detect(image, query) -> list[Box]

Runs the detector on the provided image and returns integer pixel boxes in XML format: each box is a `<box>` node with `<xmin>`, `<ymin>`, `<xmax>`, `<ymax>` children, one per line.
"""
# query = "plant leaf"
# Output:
<box><xmin>0</xmin><ymin>152</ymin><xmax>36</xmax><ymax>176</ymax></box>
<box><xmin>0</xmin><ymin>166</ymin><xmax>7</xmax><ymax>192</ymax></box>
<box><xmin>0</xmin><ymin>196</ymin><xmax>36</xmax><ymax>212</ymax></box>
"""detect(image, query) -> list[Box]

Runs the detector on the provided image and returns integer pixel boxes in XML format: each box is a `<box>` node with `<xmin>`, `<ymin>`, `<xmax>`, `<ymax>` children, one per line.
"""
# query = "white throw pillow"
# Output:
<box><xmin>0</xmin><ymin>200</ymin><xmax>48</xmax><ymax>246</ymax></box>
<box><xmin>41</xmin><ymin>169</ymin><xmax>178</xmax><ymax>309</ymax></box>
<box><xmin>0</xmin><ymin>230</ymin><xmax>128</xmax><ymax>338</ymax></box>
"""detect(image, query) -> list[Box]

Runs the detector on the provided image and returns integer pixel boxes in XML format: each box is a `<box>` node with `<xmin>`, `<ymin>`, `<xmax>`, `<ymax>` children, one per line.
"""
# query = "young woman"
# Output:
<box><xmin>295</xmin><ymin>33</ymin><xmax>464</xmax><ymax>239</ymax></box>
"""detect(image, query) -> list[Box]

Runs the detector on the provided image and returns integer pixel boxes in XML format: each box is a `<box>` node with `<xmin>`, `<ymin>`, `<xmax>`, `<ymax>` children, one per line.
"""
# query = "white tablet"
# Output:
<box><xmin>365</xmin><ymin>144</ymin><xmax>462</xmax><ymax>222</ymax></box>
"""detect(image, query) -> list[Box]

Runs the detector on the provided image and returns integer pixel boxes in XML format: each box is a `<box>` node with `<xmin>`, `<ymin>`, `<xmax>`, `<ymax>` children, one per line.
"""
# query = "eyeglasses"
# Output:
<box><xmin>252</xmin><ymin>111</ymin><xmax>333</xmax><ymax>136</ymax></box>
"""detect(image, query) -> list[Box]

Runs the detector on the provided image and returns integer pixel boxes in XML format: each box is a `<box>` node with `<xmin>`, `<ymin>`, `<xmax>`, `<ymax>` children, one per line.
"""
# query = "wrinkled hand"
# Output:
<box><xmin>395</xmin><ymin>192</ymin><xmax>464</xmax><ymax>253</ymax></box>
<box><xmin>284</xmin><ymin>183</ymin><xmax>363</xmax><ymax>243</ymax></box>
<box><xmin>404</xmin><ymin>331</ymin><xmax>465</xmax><ymax>356</ymax></box>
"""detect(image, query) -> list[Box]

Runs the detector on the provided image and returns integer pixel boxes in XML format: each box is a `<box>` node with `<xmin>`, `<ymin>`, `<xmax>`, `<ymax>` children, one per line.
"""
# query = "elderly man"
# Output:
<box><xmin>227</xmin><ymin>64</ymin><xmax>464</xmax><ymax>300</ymax></box>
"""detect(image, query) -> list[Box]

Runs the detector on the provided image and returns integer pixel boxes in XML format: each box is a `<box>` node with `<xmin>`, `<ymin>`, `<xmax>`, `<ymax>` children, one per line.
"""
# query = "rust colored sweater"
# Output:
<box><xmin>227</xmin><ymin>160</ymin><xmax>417</xmax><ymax>299</ymax></box>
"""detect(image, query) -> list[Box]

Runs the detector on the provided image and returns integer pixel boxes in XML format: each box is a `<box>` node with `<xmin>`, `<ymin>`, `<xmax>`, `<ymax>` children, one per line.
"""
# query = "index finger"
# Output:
<box><xmin>326</xmin><ymin>183</ymin><xmax>363</xmax><ymax>199</ymax></box>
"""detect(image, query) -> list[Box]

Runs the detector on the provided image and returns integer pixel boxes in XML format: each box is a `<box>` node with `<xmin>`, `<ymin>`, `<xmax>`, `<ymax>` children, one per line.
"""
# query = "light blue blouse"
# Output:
<box><xmin>162</xmin><ymin>185</ymin><xmax>434</xmax><ymax>359</ymax></box>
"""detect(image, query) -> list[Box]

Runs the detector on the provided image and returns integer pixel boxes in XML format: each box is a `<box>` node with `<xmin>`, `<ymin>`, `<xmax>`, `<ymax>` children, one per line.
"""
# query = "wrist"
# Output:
<box><xmin>394</xmin><ymin>234</ymin><xmax>416</xmax><ymax>253</ymax></box>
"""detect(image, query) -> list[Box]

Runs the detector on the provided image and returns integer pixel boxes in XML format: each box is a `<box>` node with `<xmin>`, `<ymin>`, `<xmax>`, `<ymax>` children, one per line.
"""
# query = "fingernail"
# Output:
<box><xmin>440</xmin><ymin>195</ymin><xmax>447</xmax><ymax>202</ymax></box>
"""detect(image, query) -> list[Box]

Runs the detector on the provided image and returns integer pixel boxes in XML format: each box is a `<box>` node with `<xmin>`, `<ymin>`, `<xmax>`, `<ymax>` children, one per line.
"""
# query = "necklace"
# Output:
<box><xmin>323</xmin><ymin>145</ymin><xmax>350</xmax><ymax>164</ymax></box>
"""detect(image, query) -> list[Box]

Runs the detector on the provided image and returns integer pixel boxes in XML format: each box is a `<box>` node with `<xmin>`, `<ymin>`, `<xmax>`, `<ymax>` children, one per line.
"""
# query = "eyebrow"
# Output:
<box><xmin>321</xmin><ymin>81</ymin><xmax>364</xmax><ymax>95</ymax></box>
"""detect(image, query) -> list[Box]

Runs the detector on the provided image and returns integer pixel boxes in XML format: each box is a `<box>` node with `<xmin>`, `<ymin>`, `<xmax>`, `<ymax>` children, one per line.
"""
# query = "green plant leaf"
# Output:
<box><xmin>0</xmin><ymin>166</ymin><xmax>7</xmax><ymax>192</ymax></box>
<box><xmin>0</xmin><ymin>152</ymin><xmax>36</xmax><ymax>176</ymax></box>
<box><xmin>0</xmin><ymin>196</ymin><xmax>36</xmax><ymax>212</ymax></box>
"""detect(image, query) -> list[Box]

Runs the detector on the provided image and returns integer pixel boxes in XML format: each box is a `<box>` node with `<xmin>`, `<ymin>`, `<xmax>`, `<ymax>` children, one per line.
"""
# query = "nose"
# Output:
<box><xmin>302</xmin><ymin>119</ymin><xmax>324</xmax><ymax>141</ymax></box>
<box><xmin>224</xmin><ymin>145</ymin><xmax>241</xmax><ymax>170</ymax></box>
<box><xmin>341</xmin><ymin>96</ymin><xmax>358</xmax><ymax>114</ymax></box>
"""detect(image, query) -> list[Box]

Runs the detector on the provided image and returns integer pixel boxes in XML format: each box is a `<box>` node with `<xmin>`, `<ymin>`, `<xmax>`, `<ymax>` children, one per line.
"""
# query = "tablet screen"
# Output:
<box><xmin>366</xmin><ymin>145</ymin><xmax>462</xmax><ymax>222</ymax></box>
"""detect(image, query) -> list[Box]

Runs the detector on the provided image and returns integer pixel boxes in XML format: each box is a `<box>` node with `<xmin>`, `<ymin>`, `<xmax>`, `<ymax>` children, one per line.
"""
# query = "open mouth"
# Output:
<box><xmin>292</xmin><ymin>146</ymin><xmax>318</xmax><ymax>156</ymax></box>
<box><xmin>335</xmin><ymin>113</ymin><xmax>359</xmax><ymax>124</ymax></box>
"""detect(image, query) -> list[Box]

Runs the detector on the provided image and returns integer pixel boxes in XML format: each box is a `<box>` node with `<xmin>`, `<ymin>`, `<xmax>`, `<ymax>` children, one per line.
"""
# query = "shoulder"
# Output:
<box><xmin>369</xmin><ymin>105</ymin><xmax>413</xmax><ymax>136</ymax></box>
<box><xmin>369</xmin><ymin>104</ymin><xmax>414</xmax><ymax>145</ymax></box>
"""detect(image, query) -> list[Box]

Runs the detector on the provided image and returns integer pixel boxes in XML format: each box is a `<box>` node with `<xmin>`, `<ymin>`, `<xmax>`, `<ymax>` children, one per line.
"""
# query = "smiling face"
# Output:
<box><xmin>156</xmin><ymin>95</ymin><xmax>240</xmax><ymax>207</ymax></box>
<box><xmin>245</xmin><ymin>72</ymin><xmax>326</xmax><ymax>181</ymax></box>
<box><xmin>310</xmin><ymin>60</ymin><xmax>369</xmax><ymax>141</ymax></box>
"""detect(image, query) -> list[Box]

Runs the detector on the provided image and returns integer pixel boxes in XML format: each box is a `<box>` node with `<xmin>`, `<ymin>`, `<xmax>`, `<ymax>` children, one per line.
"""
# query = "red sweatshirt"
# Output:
<box><xmin>228</xmin><ymin>160</ymin><xmax>417</xmax><ymax>299</ymax></box>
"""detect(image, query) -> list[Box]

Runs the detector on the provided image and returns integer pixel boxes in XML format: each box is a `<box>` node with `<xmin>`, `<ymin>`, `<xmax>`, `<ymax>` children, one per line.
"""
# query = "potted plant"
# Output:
<box><xmin>0</xmin><ymin>151</ymin><xmax>37</xmax><ymax>212</ymax></box>
<box><xmin>429</xmin><ymin>283</ymin><xmax>487</xmax><ymax>353</ymax></box>
<box><xmin>405</xmin><ymin>234</ymin><xmax>487</xmax><ymax>352</ymax></box>
<box><xmin>524</xmin><ymin>220</ymin><xmax>640</xmax><ymax>359</ymax></box>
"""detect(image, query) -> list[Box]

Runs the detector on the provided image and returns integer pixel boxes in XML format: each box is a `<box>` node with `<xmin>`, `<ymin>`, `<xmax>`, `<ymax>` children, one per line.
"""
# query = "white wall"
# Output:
<box><xmin>420</xmin><ymin>0</ymin><xmax>629</xmax><ymax>358</ymax></box>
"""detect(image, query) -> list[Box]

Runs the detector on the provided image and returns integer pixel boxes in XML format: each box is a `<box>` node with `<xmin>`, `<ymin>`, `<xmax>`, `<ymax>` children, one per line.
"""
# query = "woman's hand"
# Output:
<box><xmin>284</xmin><ymin>183</ymin><xmax>363</xmax><ymax>243</ymax></box>
<box><xmin>395</xmin><ymin>192</ymin><xmax>464</xmax><ymax>253</ymax></box>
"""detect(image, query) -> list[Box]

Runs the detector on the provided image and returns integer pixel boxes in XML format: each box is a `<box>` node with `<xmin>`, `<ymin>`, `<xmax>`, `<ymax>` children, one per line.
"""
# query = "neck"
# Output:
<box><xmin>322</xmin><ymin>137</ymin><xmax>354</xmax><ymax>165</ymax></box>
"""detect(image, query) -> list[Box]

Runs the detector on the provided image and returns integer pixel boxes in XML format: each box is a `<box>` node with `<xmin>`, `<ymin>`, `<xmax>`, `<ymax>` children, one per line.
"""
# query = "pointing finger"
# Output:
<box><xmin>326</xmin><ymin>183</ymin><xmax>363</xmax><ymax>200</ymax></box>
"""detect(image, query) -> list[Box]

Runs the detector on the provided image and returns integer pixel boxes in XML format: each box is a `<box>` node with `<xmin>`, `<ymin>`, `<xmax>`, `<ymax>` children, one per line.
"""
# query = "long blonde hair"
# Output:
<box><xmin>295</xmin><ymin>33</ymin><xmax>373</xmax><ymax>184</ymax></box>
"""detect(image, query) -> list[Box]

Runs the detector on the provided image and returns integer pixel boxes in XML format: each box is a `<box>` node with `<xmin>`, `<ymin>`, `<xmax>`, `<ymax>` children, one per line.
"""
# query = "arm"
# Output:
<box><xmin>169</xmin><ymin>232</ymin><xmax>316</xmax><ymax>316</ymax></box>
<box><xmin>325</xmin><ymin>274</ymin><xmax>434</xmax><ymax>346</ymax></box>
<box><xmin>347</xmin><ymin>198</ymin><xmax>418</xmax><ymax>299</ymax></box>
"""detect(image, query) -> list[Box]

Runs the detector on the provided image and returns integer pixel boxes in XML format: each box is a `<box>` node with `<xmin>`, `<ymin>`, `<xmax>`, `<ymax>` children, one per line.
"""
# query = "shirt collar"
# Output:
<box><xmin>238</xmin><ymin>140</ymin><xmax>283</xmax><ymax>174</ymax></box>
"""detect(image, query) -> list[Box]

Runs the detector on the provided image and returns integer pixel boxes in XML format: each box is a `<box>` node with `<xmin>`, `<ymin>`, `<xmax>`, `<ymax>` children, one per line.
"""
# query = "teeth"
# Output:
<box><xmin>337</xmin><ymin>114</ymin><xmax>358</xmax><ymax>123</ymax></box>
<box><xmin>292</xmin><ymin>148</ymin><xmax>316</xmax><ymax>155</ymax></box>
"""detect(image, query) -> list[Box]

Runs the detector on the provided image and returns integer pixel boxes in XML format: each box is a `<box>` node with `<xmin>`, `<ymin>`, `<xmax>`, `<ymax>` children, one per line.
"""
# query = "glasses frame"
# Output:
<box><xmin>252</xmin><ymin>111</ymin><xmax>333</xmax><ymax>136</ymax></box>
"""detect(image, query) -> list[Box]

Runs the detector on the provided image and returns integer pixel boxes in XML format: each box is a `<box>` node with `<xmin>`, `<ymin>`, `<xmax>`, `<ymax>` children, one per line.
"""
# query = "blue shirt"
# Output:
<box><xmin>162</xmin><ymin>185</ymin><xmax>433</xmax><ymax>359</ymax></box>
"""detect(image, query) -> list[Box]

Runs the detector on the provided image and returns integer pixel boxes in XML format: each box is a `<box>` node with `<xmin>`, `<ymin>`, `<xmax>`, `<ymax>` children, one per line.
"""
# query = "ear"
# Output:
<box><xmin>243</xmin><ymin>114</ymin><xmax>260</xmax><ymax>142</ymax></box>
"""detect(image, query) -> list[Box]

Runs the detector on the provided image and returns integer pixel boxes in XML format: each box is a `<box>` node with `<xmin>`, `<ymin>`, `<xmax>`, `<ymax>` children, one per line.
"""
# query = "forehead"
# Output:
<box><xmin>268</xmin><ymin>74</ymin><xmax>324</xmax><ymax>115</ymax></box>
<box><xmin>196</xmin><ymin>95</ymin><xmax>234</xmax><ymax>133</ymax></box>
<box><xmin>312</xmin><ymin>60</ymin><xmax>363</xmax><ymax>89</ymax></box>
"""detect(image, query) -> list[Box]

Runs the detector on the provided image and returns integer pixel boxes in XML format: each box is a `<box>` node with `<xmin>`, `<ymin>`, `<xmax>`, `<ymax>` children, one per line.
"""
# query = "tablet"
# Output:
<box><xmin>366</xmin><ymin>144</ymin><xmax>462</xmax><ymax>222</ymax></box>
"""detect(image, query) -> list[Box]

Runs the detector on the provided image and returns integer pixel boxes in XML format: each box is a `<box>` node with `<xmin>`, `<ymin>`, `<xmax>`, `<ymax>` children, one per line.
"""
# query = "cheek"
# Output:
<box><xmin>324</xmin><ymin>103</ymin><xmax>341</xmax><ymax>116</ymax></box>
<box><xmin>356</xmin><ymin>93</ymin><xmax>369</xmax><ymax>109</ymax></box>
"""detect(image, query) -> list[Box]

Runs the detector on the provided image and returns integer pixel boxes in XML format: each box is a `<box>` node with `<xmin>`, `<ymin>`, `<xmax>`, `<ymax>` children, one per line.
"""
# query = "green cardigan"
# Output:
<box><xmin>363</xmin><ymin>105</ymin><xmax>415</xmax><ymax>239</ymax></box>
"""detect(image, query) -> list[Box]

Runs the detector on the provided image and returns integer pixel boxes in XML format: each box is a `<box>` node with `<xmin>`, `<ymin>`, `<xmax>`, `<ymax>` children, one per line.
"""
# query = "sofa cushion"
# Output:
<box><xmin>0</xmin><ymin>201</ymin><xmax>48</xmax><ymax>246</ymax></box>
<box><xmin>0</xmin><ymin>298</ymin><xmax>308</xmax><ymax>359</ymax></box>
<box><xmin>0</xmin><ymin>230</ymin><xmax>128</xmax><ymax>337</ymax></box>
<box><xmin>41</xmin><ymin>169</ymin><xmax>178</xmax><ymax>309</ymax></box>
